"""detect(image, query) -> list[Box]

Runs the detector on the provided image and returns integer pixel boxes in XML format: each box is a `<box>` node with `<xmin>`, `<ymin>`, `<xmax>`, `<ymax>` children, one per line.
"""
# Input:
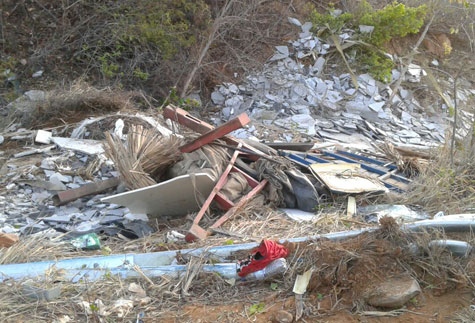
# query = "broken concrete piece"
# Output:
<box><xmin>50</xmin><ymin>173</ymin><xmax>71</xmax><ymax>183</ymax></box>
<box><xmin>359</xmin><ymin>25</ymin><xmax>374</xmax><ymax>33</ymax></box>
<box><xmin>211</xmin><ymin>91</ymin><xmax>225</xmax><ymax>105</ymax></box>
<box><xmin>365</xmin><ymin>276</ymin><xmax>421</xmax><ymax>308</ymax></box>
<box><xmin>301</xmin><ymin>21</ymin><xmax>312</xmax><ymax>33</ymax></box>
<box><xmin>31</xmin><ymin>191</ymin><xmax>51</xmax><ymax>203</ymax></box>
<box><xmin>19</xmin><ymin>180</ymin><xmax>66</xmax><ymax>191</ymax></box>
<box><xmin>288</xmin><ymin>17</ymin><xmax>301</xmax><ymax>26</ymax></box>
<box><xmin>35</xmin><ymin>130</ymin><xmax>52</xmax><ymax>144</ymax></box>
<box><xmin>280</xmin><ymin>208</ymin><xmax>318</xmax><ymax>222</ymax></box>
<box><xmin>23</xmin><ymin>284</ymin><xmax>61</xmax><ymax>301</ymax></box>
<box><xmin>51</xmin><ymin>137</ymin><xmax>104</xmax><ymax>155</ymax></box>
<box><xmin>128</xmin><ymin>282</ymin><xmax>146</xmax><ymax>297</ymax></box>
<box><xmin>101</xmin><ymin>173</ymin><xmax>215</xmax><ymax>218</ymax></box>
<box><xmin>0</xmin><ymin>233</ymin><xmax>19</xmax><ymax>248</ymax></box>
<box><xmin>312</xmin><ymin>57</ymin><xmax>325</xmax><ymax>74</ymax></box>
<box><xmin>13</xmin><ymin>145</ymin><xmax>55</xmax><ymax>158</ymax></box>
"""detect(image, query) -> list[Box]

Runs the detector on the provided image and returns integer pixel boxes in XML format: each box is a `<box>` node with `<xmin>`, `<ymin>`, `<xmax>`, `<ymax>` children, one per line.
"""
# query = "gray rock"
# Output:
<box><xmin>50</xmin><ymin>172</ymin><xmax>70</xmax><ymax>184</ymax></box>
<box><xmin>24</xmin><ymin>90</ymin><xmax>46</xmax><ymax>101</ymax></box>
<box><xmin>32</xmin><ymin>70</ymin><xmax>44</xmax><ymax>78</ymax></box>
<box><xmin>31</xmin><ymin>191</ymin><xmax>51</xmax><ymax>203</ymax></box>
<box><xmin>368</xmin><ymin>101</ymin><xmax>385</xmax><ymax>113</ymax></box>
<box><xmin>274</xmin><ymin>310</ymin><xmax>293</xmax><ymax>323</ymax></box>
<box><xmin>228</xmin><ymin>84</ymin><xmax>239</xmax><ymax>94</ymax></box>
<box><xmin>276</xmin><ymin>46</ymin><xmax>289</xmax><ymax>57</ymax></box>
<box><xmin>0</xmin><ymin>135</ymin><xmax>4</xmax><ymax>145</ymax></box>
<box><xmin>301</xmin><ymin>22</ymin><xmax>313</xmax><ymax>33</ymax></box>
<box><xmin>365</xmin><ymin>276</ymin><xmax>421</xmax><ymax>308</ymax></box>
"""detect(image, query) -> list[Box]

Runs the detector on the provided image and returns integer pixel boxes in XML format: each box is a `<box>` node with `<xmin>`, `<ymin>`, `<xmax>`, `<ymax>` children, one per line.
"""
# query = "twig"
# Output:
<box><xmin>132</xmin><ymin>264</ymin><xmax>155</xmax><ymax>286</ymax></box>
<box><xmin>386</xmin><ymin>14</ymin><xmax>435</xmax><ymax>107</ymax></box>
<box><xmin>180</xmin><ymin>0</ymin><xmax>235</xmax><ymax>97</ymax></box>
<box><xmin>450</xmin><ymin>64</ymin><xmax>464</xmax><ymax>167</ymax></box>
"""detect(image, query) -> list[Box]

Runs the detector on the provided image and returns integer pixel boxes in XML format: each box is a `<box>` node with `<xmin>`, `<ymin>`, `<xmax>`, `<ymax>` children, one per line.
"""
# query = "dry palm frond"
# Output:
<box><xmin>379</xmin><ymin>141</ymin><xmax>430</xmax><ymax>176</ymax></box>
<box><xmin>104</xmin><ymin>125</ymin><xmax>183</xmax><ymax>190</ymax></box>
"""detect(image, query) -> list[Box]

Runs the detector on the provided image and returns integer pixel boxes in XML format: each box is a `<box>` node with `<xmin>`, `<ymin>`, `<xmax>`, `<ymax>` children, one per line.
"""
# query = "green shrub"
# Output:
<box><xmin>310</xmin><ymin>2</ymin><xmax>427</xmax><ymax>83</ymax></box>
<box><xmin>359</xmin><ymin>2</ymin><xmax>427</xmax><ymax>47</ymax></box>
<box><xmin>360</xmin><ymin>51</ymin><xmax>394</xmax><ymax>83</ymax></box>
<box><xmin>118</xmin><ymin>0</ymin><xmax>210</xmax><ymax>60</ymax></box>
<box><xmin>310</xmin><ymin>9</ymin><xmax>353</xmax><ymax>33</ymax></box>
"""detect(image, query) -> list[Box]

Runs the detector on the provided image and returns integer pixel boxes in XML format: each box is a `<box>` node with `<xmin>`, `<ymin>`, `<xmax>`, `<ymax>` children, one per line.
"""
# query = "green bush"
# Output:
<box><xmin>73</xmin><ymin>0</ymin><xmax>211</xmax><ymax>84</ymax></box>
<box><xmin>359</xmin><ymin>2</ymin><xmax>427</xmax><ymax>47</ymax></box>
<box><xmin>310</xmin><ymin>1</ymin><xmax>427</xmax><ymax>83</ymax></box>
<box><xmin>360</xmin><ymin>51</ymin><xmax>395</xmax><ymax>83</ymax></box>
<box><xmin>119</xmin><ymin>0</ymin><xmax>210</xmax><ymax>60</ymax></box>
<box><xmin>310</xmin><ymin>10</ymin><xmax>353</xmax><ymax>33</ymax></box>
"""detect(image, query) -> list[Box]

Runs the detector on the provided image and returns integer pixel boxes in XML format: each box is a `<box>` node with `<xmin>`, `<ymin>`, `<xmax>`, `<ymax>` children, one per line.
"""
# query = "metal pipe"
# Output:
<box><xmin>1</xmin><ymin>218</ymin><xmax>474</xmax><ymax>282</ymax></box>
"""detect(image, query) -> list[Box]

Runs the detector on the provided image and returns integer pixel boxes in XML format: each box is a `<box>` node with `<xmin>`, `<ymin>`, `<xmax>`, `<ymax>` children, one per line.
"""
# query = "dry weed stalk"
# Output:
<box><xmin>399</xmin><ymin>137</ymin><xmax>475</xmax><ymax>214</ymax></box>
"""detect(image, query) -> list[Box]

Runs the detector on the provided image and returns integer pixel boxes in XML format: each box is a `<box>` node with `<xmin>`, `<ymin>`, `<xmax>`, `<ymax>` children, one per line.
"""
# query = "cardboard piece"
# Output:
<box><xmin>101</xmin><ymin>173</ymin><xmax>215</xmax><ymax>218</ymax></box>
<box><xmin>311</xmin><ymin>163</ymin><xmax>388</xmax><ymax>194</ymax></box>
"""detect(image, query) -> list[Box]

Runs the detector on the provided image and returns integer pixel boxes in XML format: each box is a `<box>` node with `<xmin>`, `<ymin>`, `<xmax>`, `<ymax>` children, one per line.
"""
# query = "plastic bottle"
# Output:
<box><xmin>240</xmin><ymin>258</ymin><xmax>288</xmax><ymax>281</ymax></box>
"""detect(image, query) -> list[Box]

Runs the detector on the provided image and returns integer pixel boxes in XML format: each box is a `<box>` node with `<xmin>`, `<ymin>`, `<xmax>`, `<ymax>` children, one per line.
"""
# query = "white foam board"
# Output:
<box><xmin>101</xmin><ymin>173</ymin><xmax>214</xmax><ymax>218</ymax></box>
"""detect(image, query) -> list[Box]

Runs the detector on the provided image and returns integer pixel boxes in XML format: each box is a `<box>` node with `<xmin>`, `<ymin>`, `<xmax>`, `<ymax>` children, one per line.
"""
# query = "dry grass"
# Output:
<box><xmin>0</xmin><ymin>217</ymin><xmax>473</xmax><ymax>321</ymax></box>
<box><xmin>4</xmin><ymin>82</ymin><xmax>138</xmax><ymax>129</ymax></box>
<box><xmin>104</xmin><ymin>124</ymin><xmax>183</xmax><ymax>190</ymax></box>
<box><xmin>397</xmin><ymin>135</ymin><xmax>475</xmax><ymax>215</ymax></box>
<box><xmin>0</xmin><ymin>233</ymin><xmax>97</xmax><ymax>265</ymax></box>
<box><xmin>450</xmin><ymin>306</ymin><xmax>475</xmax><ymax>323</ymax></box>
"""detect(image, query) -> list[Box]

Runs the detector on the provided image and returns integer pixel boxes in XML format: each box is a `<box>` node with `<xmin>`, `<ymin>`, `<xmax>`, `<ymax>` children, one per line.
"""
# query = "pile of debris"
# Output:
<box><xmin>210</xmin><ymin>18</ymin><xmax>474</xmax><ymax>149</ymax></box>
<box><xmin>0</xmin><ymin>17</ymin><xmax>474</xmax><ymax>323</ymax></box>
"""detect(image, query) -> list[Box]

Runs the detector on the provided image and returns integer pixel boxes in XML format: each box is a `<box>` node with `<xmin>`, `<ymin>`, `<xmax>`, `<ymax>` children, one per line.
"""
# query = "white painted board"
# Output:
<box><xmin>101</xmin><ymin>173</ymin><xmax>214</xmax><ymax>218</ymax></box>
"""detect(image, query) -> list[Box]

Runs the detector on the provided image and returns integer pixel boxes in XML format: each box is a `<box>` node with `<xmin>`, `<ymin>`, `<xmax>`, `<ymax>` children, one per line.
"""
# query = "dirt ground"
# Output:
<box><xmin>156</xmin><ymin>289</ymin><xmax>472</xmax><ymax>322</ymax></box>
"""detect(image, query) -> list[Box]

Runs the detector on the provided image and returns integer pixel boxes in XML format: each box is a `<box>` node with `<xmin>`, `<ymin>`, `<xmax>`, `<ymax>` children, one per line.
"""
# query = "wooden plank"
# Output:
<box><xmin>163</xmin><ymin>105</ymin><xmax>264</xmax><ymax>155</ymax></box>
<box><xmin>180</xmin><ymin>113</ymin><xmax>250</xmax><ymax>153</ymax></box>
<box><xmin>53</xmin><ymin>178</ymin><xmax>120</xmax><ymax>206</ymax></box>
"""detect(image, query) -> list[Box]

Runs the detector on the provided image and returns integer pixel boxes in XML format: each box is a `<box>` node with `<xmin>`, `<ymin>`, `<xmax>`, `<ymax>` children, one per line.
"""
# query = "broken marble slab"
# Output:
<box><xmin>288</xmin><ymin>17</ymin><xmax>301</xmax><ymax>26</ymax></box>
<box><xmin>280</xmin><ymin>208</ymin><xmax>318</xmax><ymax>222</ymax></box>
<box><xmin>35</xmin><ymin>130</ymin><xmax>52</xmax><ymax>144</ymax></box>
<box><xmin>359</xmin><ymin>25</ymin><xmax>374</xmax><ymax>33</ymax></box>
<box><xmin>51</xmin><ymin>137</ymin><xmax>104</xmax><ymax>155</ymax></box>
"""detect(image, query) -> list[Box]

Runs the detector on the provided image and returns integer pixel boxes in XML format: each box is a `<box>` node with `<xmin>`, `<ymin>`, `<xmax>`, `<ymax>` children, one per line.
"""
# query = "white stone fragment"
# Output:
<box><xmin>359</xmin><ymin>25</ymin><xmax>374</xmax><ymax>33</ymax></box>
<box><xmin>288</xmin><ymin>17</ymin><xmax>302</xmax><ymax>26</ymax></box>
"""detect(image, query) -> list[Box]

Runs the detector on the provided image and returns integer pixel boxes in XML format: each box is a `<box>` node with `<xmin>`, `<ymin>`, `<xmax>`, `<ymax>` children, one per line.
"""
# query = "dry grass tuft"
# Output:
<box><xmin>450</xmin><ymin>306</ymin><xmax>475</xmax><ymax>323</ymax></box>
<box><xmin>104</xmin><ymin>124</ymin><xmax>183</xmax><ymax>190</ymax></box>
<box><xmin>398</xmin><ymin>135</ymin><xmax>475</xmax><ymax>215</ymax></box>
<box><xmin>6</xmin><ymin>82</ymin><xmax>138</xmax><ymax>129</ymax></box>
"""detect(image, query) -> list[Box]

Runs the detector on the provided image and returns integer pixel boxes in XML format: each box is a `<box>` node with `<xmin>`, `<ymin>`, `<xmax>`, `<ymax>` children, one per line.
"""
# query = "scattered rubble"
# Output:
<box><xmin>0</xmin><ymin>15</ymin><xmax>474</xmax><ymax>322</ymax></box>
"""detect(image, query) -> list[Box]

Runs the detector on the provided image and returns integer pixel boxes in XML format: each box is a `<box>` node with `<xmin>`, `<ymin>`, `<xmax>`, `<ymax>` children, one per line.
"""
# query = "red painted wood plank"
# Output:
<box><xmin>163</xmin><ymin>105</ymin><xmax>264</xmax><ymax>156</ymax></box>
<box><xmin>210</xmin><ymin>179</ymin><xmax>268</xmax><ymax>230</ymax></box>
<box><xmin>215</xmin><ymin>192</ymin><xmax>235</xmax><ymax>210</ymax></box>
<box><xmin>180</xmin><ymin>113</ymin><xmax>250</xmax><ymax>153</ymax></box>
